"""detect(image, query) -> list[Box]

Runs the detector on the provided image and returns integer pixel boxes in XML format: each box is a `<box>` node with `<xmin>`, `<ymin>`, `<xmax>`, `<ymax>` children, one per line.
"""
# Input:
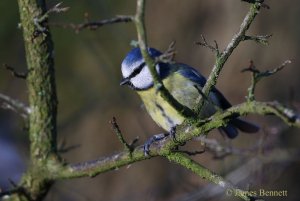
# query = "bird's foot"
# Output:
<box><xmin>143</xmin><ymin>133</ymin><xmax>168</xmax><ymax>156</ymax></box>
<box><xmin>170</xmin><ymin>126</ymin><xmax>177</xmax><ymax>142</ymax></box>
<box><xmin>170</xmin><ymin>126</ymin><xmax>186</xmax><ymax>148</ymax></box>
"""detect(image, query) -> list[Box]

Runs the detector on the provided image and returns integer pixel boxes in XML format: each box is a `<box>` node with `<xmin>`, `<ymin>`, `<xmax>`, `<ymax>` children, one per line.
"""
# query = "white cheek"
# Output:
<box><xmin>131</xmin><ymin>67</ymin><xmax>153</xmax><ymax>89</ymax></box>
<box><xmin>121</xmin><ymin>60</ymin><xmax>143</xmax><ymax>78</ymax></box>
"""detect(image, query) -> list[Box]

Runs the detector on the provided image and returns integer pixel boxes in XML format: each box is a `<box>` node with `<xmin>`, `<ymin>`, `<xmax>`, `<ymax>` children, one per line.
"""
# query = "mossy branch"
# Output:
<box><xmin>134</xmin><ymin>0</ymin><xmax>195</xmax><ymax>118</ymax></box>
<box><xmin>8</xmin><ymin>0</ymin><xmax>60</xmax><ymax>200</ymax></box>
<box><xmin>0</xmin><ymin>93</ymin><xmax>30</xmax><ymax>119</ymax></box>
<box><xmin>52</xmin><ymin>100</ymin><xmax>299</xmax><ymax>201</ymax></box>
<box><xmin>197</xmin><ymin>1</ymin><xmax>265</xmax><ymax>113</ymax></box>
<box><xmin>166</xmin><ymin>152</ymin><xmax>253</xmax><ymax>201</ymax></box>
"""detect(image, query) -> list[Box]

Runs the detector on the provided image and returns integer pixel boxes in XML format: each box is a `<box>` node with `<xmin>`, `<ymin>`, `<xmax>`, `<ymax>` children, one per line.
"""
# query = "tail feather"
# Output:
<box><xmin>231</xmin><ymin>118</ymin><xmax>260</xmax><ymax>133</ymax></box>
<box><xmin>220</xmin><ymin>119</ymin><xmax>259</xmax><ymax>139</ymax></box>
<box><xmin>221</xmin><ymin>125</ymin><xmax>238</xmax><ymax>139</ymax></box>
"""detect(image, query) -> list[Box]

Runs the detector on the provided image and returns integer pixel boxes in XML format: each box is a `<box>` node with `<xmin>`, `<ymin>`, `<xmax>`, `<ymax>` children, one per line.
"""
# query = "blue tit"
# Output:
<box><xmin>120</xmin><ymin>47</ymin><xmax>259</xmax><ymax>152</ymax></box>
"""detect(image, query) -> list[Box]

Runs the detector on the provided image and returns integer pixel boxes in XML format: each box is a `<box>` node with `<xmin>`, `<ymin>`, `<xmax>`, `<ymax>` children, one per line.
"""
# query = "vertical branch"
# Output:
<box><xmin>17</xmin><ymin>0</ymin><xmax>58</xmax><ymax>163</ymax></box>
<box><xmin>134</xmin><ymin>0</ymin><xmax>163</xmax><ymax>88</ymax></box>
<box><xmin>14</xmin><ymin>0</ymin><xmax>59</xmax><ymax>200</ymax></box>
<box><xmin>197</xmin><ymin>2</ymin><xmax>263</xmax><ymax>113</ymax></box>
<box><xmin>134</xmin><ymin>0</ymin><xmax>194</xmax><ymax>117</ymax></box>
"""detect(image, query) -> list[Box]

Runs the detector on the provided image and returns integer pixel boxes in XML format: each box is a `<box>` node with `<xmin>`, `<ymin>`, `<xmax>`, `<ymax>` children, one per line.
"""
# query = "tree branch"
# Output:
<box><xmin>2</xmin><ymin>64</ymin><xmax>28</xmax><ymax>79</ymax></box>
<box><xmin>110</xmin><ymin>117</ymin><xmax>132</xmax><ymax>153</ymax></box>
<box><xmin>134</xmin><ymin>0</ymin><xmax>195</xmax><ymax>118</ymax></box>
<box><xmin>166</xmin><ymin>152</ymin><xmax>255</xmax><ymax>201</ymax></box>
<box><xmin>13</xmin><ymin>0</ymin><xmax>60</xmax><ymax>200</ymax></box>
<box><xmin>50</xmin><ymin>15</ymin><xmax>133</xmax><ymax>33</ymax></box>
<box><xmin>197</xmin><ymin>1</ymin><xmax>264</xmax><ymax>113</ymax></box>
<box><xmin>242</xmin><ymin>60</ymin><xmax>291</xmax><ymax>101</ymax></box>
<box><xmin>0</xmin><ymin>93</ymin><xmax>31</xmax><ymax>118</ymax></box>
<box><xmin>54</xmin><ymin>101</ymin><xmax>299</xmax><ymax>195</ymax></box>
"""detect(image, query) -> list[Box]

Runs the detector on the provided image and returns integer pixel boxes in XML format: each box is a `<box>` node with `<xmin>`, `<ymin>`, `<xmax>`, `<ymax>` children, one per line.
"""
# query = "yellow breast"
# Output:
<box><xmin>137</xmin><ymin>73</ymin><xmax>198</xmax><ymax>131</ymax></box>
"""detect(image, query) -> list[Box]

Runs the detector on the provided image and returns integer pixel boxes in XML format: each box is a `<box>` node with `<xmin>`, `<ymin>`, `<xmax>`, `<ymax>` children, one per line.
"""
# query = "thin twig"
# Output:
<box><xmin>243</xmin><ymin>34</ymin><xmax>272</xmax><ymax>45</ymax></box>
<box><xmin>174</xmin><ymin>149</ymin><xmax>206</xmax><ymax>156</ymax></box>
<box><xmin>156</xmin><ymin>41</ymin><xmax>177</xmax><ymax>64</ymax></box>
<box><xmin>0</xmin><ymin>93</ymin><xmax>30</xmax><ymax>118</ymax></box>
<box><xmin>110</xmin><ymin>117</ymin><xmax>132</xmax><ymax>153</ymax></box>
<box><xmin>134</xmin><ymin>0</ymin><xmax>194</xmax><ymax>118</ymax></box>
<box><xmin>33</xmin><ymin>2</ymin><xmax>70</xmax><ymax>36</ymax></box>
<box><xmin>195</xmin><ymin>35</ymin><xmax>220</xmax><ymax>56</ymax></box>
<box><xmin>50</xmin><ymin>15</ymin><xmax>133</xmax><ymax>33</ymax></box>
<box><xmin>197</xmin><ymin>1</ymin><xmax>263</xmax><ymax>114</ymax></box>
<box><xmin>36</xmin><ymin>2</ymin><xmax>69</xmax><ymax>24</ymax></box>
<box><xmin>242</xmin><ymin>60</ymin><xmax>291</xmax><ymax>101</ymax></box>
<box><xmin>57</xmin><ymin>138</ymin><xmax>81</xmax><ymax>154</ymax></box>
<box><xmin>128</xmin><ymin>136</ymin><xmax>140</xmax><ymax>148</ymax></box>
<box><xmin>2</xmin><ymin>64</ymin><xmax>27</xmax><ymax>79</ymax></box>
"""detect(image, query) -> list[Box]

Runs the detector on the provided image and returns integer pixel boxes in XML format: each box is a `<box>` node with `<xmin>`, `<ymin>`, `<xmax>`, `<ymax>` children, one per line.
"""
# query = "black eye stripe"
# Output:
<box><xmin>128</xmin><ymin>62</ymin><xmax>145</xmax><ymax>79</ymax></box>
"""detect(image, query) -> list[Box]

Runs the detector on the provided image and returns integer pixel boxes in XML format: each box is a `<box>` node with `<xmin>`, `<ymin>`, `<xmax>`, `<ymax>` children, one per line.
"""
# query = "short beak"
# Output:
<box><xmin>120</xmin><ymin>77</ymin><xmax>130</xmax><ymax>86</ymax></box>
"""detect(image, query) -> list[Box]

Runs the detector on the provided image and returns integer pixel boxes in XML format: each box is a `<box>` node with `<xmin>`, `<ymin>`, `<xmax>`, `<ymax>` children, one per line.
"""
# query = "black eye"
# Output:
<box><xmin>129</xmin><ymin>63</ymin><xmax>145</xmax><ymax>79</ymax></box>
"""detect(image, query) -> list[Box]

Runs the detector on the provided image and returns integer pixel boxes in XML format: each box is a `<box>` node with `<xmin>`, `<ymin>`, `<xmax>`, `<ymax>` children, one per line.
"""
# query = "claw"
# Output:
<box><xmin>170</xmin><ymin>126</ymin><xmax>178</xmax><ymax>142</ymax></box>
<box><xmin>143</xmin><ymin>133</ymin><xmax>168</xmax><ymax>156</ymax></box>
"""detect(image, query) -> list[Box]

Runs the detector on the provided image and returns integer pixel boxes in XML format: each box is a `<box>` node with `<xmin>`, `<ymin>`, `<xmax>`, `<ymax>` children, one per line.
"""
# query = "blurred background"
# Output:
<box><xmin>0</xmin><ymin>0</ymin><xmax>300</xmax><ymax>200</ymax></box>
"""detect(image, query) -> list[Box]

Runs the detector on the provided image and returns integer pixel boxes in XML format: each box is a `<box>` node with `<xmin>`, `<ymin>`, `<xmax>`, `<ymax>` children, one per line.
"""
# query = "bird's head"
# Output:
<box><xmin>120</xmin><ymin>47</ymin><xmax>162</xmax><ymax>90</ymax></box>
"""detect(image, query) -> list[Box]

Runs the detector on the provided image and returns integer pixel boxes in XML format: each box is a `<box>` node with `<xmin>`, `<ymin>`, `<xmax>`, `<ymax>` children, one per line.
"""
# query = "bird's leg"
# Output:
<box><xmin>170</xmin><ymin>126</ymin><xmax>177</xmax><ymax>141</ymax></box>
<box><xmin>169</xmin><ymin>126</ymin><xmax>186</xmax><ymax>150</ymax></box>
<box><xmin>143</xmin><ymin>133</ymin><xmax>169</xmax><ymax>156</ymax></box>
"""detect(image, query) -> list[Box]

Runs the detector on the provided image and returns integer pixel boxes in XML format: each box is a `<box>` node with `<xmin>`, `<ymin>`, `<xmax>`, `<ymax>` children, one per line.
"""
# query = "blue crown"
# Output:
<box><xmin>122</xmin><ymin>47</ymin><xmax>162</xmax><ymax>66</ymax></box>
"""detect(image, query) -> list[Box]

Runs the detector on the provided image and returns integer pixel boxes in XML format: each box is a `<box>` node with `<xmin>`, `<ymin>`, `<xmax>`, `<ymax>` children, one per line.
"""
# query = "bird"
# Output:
<box><xmin>120</xmin><ymin>47</ymin><xmax>259</xmax><ymax>154</ymax></box>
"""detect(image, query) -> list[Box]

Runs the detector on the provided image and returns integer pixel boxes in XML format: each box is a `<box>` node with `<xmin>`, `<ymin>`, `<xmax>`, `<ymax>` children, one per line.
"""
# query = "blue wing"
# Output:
<box><xmin>176</xmin><ymin>63</ymin><xmax>232</xmax><ymax>109</ymax></box>
<box><xmin>175</xmin><ymin>63</ymin><xmax>259</xmax><ymax>138</ymax></box>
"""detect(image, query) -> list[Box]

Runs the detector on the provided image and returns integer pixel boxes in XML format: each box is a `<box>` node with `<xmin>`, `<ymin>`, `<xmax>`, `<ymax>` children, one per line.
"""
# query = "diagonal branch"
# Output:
<box><xmin>134</xmin><ymin>0</ymin><xmax>195</xmax><ymax>118</ymax></box>
<box><xmin>197</xmin><ymin>1</ymin><xmax>264</xmax><ymax>113</ymax></box>
<box><xmin>0</xmin><ymin>93</ymin><xmax>31</xmax><ymax>118</ymax></box>
<box><xmin>2</xmin><ymin>64</ymin><xmax>28</xmax><ymax>79</ymax></box>
<box><xmin>166</xmin><ymin>152</ymin><xmax>255</xmax><ymax>201</ymax></box>
<box><xmin>55</xmin><ymin>100</ymin><xmax>299</xmax><ymax>201</ymax></box>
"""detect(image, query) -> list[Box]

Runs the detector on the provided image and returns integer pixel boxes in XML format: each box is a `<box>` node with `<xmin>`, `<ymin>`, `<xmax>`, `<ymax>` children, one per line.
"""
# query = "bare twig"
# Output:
<box><xmin>0</xmin><ymin>93</ymin><xmax>30</xmax><ymax>118</ymax></box>
<box><xmin>195</xmin><ymin>35</ymin><xmax>220</xmax><ymax>56</ymax></box>
<box><xmin>110</xmin><ymin>117</ymin><xmax>132</xmax><ymax>153</ymax></box>
<box><xmin>196</xmin><ymin>136</ymin><xmax>261</xmax><ymax>159</ymax></box>
<box><xmin>197</xmin><ymin>1</ymin><xmax>264</xmax><ymax>114</ymax></box>
<box><xmin>2</xmin><ymin>64</ymin><xmax>27</xmax><ymax>79</ymax></box>
<box><xmin>57</xmin><ymin>138</ymin><xmax>81</xmax><ymax>154</ymax></box>
<box><xmin>243</xmin><ymin>34</ymin><xmax>272</xmax><ymax>45</ymax></box>
<box><xmin>174</xmin><ymin>149</ymin><xmax>206</xmax><ymax>156</ymax></box>
<box><xmin>156</xmin><ymin>41</ymin><xmax>177</xmax><ymax>64</ymax></box>
<box><xmin>36</xmin><ymin>2</ymin><xmax>69</xmax><ymax>24</ymax></box>
<box><xmin>50</xmin><ymin>15</ymin><xmax>133</xmax><ymax>33</ymax></box>
<box><xmin>242</xmin><ymin>60</ymin><xmax>291</xmax><ymax>101</ymax></box>
<box><xmin>128</xmin><ymin>136</ymin><xmax>140</xmax><ymax>148</ymax></box>
<box><xmin>134</xmin><ymin>0</ymin><xmax>195</xmax><ymax>118</ymax></box>
<box><xmin>33</xmin><ymin>2</ymin><xmax>69</xmax><ymax>35</ymax></box>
